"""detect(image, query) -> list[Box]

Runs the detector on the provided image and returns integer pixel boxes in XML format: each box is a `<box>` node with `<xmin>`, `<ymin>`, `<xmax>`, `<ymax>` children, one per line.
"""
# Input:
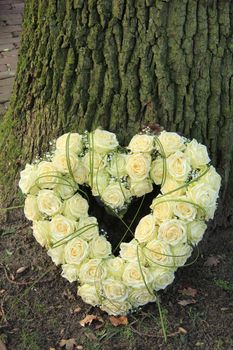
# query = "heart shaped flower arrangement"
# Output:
<box><xmin>19</xmin><ymin>127</ymin><xmax>221</xmax><ymax>315</ymax></box>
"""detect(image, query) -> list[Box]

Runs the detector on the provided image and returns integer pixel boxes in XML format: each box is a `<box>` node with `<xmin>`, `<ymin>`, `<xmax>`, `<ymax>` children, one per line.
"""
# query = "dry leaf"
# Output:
<box><xmin>178</xmin><ymin>287</ymin><xmax>197</xmax><ymax>297</ymax></box>
<box><xmin>76</xmin><ymin>346</ymin><xmax>83</xmax><ymax>350</ymax></box>
<box><xmin>71</xmin><ymin>306</ymin><xmax>81</xmax><ymax>314</ymax></box>
<box><xmin>59</xmin><ymin>338</ymin><xmax>76</xmax><ymax>350</ymax></box>
<box><xmin>204</xmin><ymin>256</ymin><xmax>220</xmax><ymax>267</ymax></box>
<box><xmin>109</xmin><ymin>316</ymin><xmax>128</xmax><ymax>327</ymax></box>
<box><xmin>79</xmin><ymin>314</ymin><xmax>104</xmax><ymax>327</ymax></box>
<box><xmin>177</xmin><ymin>299</ymin><xmax>197</xmax><ymax>306</ymax></box>
<box><xmin>178</xmin><ymin>327</ymin><xmax>188</xmax><ymax>335</ymax></box>
<box><xmin>0</xmin><ymin>340</ymin><xmax>7</xmax><ymax>350</ymax></box>
<box><xmin>16</xmin><ymin>266</ymin><xmax>27</xmax><ymax>274</ymax></box>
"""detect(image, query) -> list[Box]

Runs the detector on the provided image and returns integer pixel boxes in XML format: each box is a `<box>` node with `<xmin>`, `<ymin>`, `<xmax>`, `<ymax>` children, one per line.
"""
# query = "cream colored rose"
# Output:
<box><xmin>187</xmin><ymin>183</ymin><xmax>218</xmax><ymax>217</ymax></box>
<box><xmin>122</xmin><ymin>262</ymin><xmax>152</xmax><ymax>289</ymax></box>
<box><xmin>79</xmin><ymin>259</ymin><xmax>107</xmax><ymax>284</ymax></box>
<box><xmin>32</xmin><ymin>220</ymin><xmax>51</xmax><ymax>247</ymax></box>
<box><xmin>135</xmin><ymin>214</ymin><xmax>157</xmax><ymax>243</ymax></box>
<box><xmin>130</xmin><ymin>179</ymin><xmax>153</xmax><ymax>197</ymax></box>
<box><xmin>158</xmin><ymin>131</ymin><xmax>185</xmax><ymax>156</ymax></box>
<box><xmin>78</xmin><ymin>284</ymin><xmax>100</xmax><ymax>306</ymax></box>
<box><xmin>101</xmin><ymin>183</ymin><xmax>130</xmax><ymax>209</ymax></box>
<box><xmin>89</xmin><ymin>235</ymin><xmax>112</xmax><ymax>259</ymax></box>
<box><xmin>24</xmin><ymin>195</ymin><xmax>41</xmax><ymax>221</ymax></box>
<box><xmin>83</xmin><ymin>151</ymin><xmax>107</xmax><ymax>172</ymax></box>
<box><xmin>188</xmin><ymin>220</ymin><xmax>207</xmax><ymax>245</ymax></box>
<box><xmin>151</xmin><ymin>196</ymin><xmax>174</xmax><ymax>222</ymax></box>
<box><xmin>102</xmin><ymin>279</ymin><xmax>128</xmax><ymax>302</ymax></box>
<box><xmin>47</xmin><ymin>245</ymin><xmax>65</xmax><ymax>265</ymax></box>
<box><xmin>37</xmin><ymin>190</ymin><xmax>62</xmax><ymax>216</ymax></box>
<box><xmin>64</xmin><ymin>193</ymin><xmax>89</xmax><ymax>219</ymax></box>
<box><xmin>55</xmin><ymin>176</ymin><xmax>78</xmax><ymax>200</ymax></box>
<box><xmin>105</xmin><ymin>257</ymin><xmax>125</xmax><ymax>279</ymax></box>
<box><xmin>50</xmin><ymin>215</ymin><xmax>76</xmax><ymax>243</ymax></box>
<box><xmin>161</xmin><ymin>177</ymin><xmax>186</xmax><ymax>197</ymax></box>
<box><xmin>52</xmin><ymin>150</ymin><xmax>79</xmax><ymax>174</ymax></box>
<box><xmin>107</xmin><ymin>153</ymin><xmax>127</xmax><ymax>178</ymax></box>
<box><xmin>150</xmin><ymin>157</ymin><xmax>164</xmax><ymax>185</ymax></box>
<box><xmin>19</xmin><ymin>164</ymin><xmax>38</xmax><ymax>194</ymax></box>
<box><xmin>78</xmin><ymin>216</ymin><xmax>99</xmax><ymax>241</ymax></box>
<box><xmin>158</xmin><ymin>219</ymin><xmax>187</xmax><ymax>246</ymax></box>
<box><xmin>126</xmin><ymin>153</ymin><xmax>151</xmax><ymax>181</ymax></box>
<box><xmin>90</xmin><ymin>170</ymin><xmax>110</xmax><ymax>196</ymax></box>
<box><xmin>151</xmin><ymin>267</ymin><xmax>175</xmax><ymax>290</ymax></box>
<box><xmin>56</xmin><ymin>133</ymin><xmax>83</xmax><ymax>154</ymax></box>
<box><xmin>91</xmin><ymin>129</ymin><xmax>119</xmax><ymax>153</ymax></box>
<box><xmin>185</xmin><ymin>139</ymin><xmax>210</xmax><ymax>168</ymax></box>
<box><xmin>64</xmin><ymin>237</ymin><xmax>89</xmax><ymax>265</ymax></box>
<box><xmin>61</xmin><ymin>264</ymin><xmax>79</xmax><ymax>283</ymax></box>
<box><xmin>144</xmin><ymin>240</ymin><xmax>173</xmax><ymax>267</ymax></box>
<box><xmin>128</xmin><ymin>134</ymin><xmax>154</xmax><ymax>153</ymax></box>
<box><xmin>129</xmin><ymin>287</ymin><xmax>156</xmax><ymax>307</ymax></box>
<box><xmin>172</xmin><ymin>242</ymin><xmax>192</xmax><ymax>267</ymax></box>
<box><xmin>73</xmin><ymin>160</ymin><xmax>89</xmax><ymax>185</ymax></box>
<box><xmin>120</xmin><ymin>240</ymin><xmax>146</xmax><ymax>265</ymax></box>
<box><xmin>173</xmin><ymin>198</ymin><xmax>197</xmax><ymax>221</ymax></box>
<box><xmin>100</xmin><ymin>299</ymin><xmax>131</xmax><ymax>316</ymax></box>
<box><xmin>167</xmin><ymin>151</ymin><xmax>191</xmax><ymax>181</ymax></box>
<box><xmin>37</xmin><ymin>161</ymin><xmax>59</xmax><ymax>189</ymax></box>
<box><xmin>201</xmin><ymin>166</ymin><xmax>221</xmax><ymax>192</ymax></box>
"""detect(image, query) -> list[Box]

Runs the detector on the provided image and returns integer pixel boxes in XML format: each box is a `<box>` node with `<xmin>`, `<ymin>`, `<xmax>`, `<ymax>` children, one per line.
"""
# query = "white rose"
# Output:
<box><xmin>24</xmin><ymin>195</ymin><xmax>41</xmax><ymax>221</ymax></box>
<box><xmin>50</xmin><ymin>215</ymin><xmax>77</xmax><ymax>243</ymax></box>
<box><xmin>89</xmin><ymin>235</ymin><xmax>112</xmax><ymax>259</ymax></box>
<box><xmin>61</xmin><ymin>264</ymin><xmax>79</xmax><ymax>283</ymax></box>
<box><xmin>126</xmin><ymin>153</ymin><xmax>151</xmax><ymax>181</ymax></box>
<box><xmin>161</xmin><ymin>177</ymin><xmax>186</xmax><ymax>197</ymax></box>
<box><xmin>55</xmin><ymin>176</ymin><xmax>78</xmax><ymax>200</ymax></box>
<box><xmin>90</xmin><ymin>170</ymin><xmax>110</xmax><ymax>196</ymax></box>
<box><xmin>122</xmin><ymin>262</ymin><xmax>152</xmax><ymax>289</ymax></box>
<box><xmin>78</xmin><ymin>216</ymin><xmax>99</xmax><ymax>241</ymax></box>
<box><xmin>150</xmin><ymin>157</ymin><xmax>164</xmax><ymax>185</ymax></box>
<box><xmin>201</xmin><ymin>166</ymin><xmax>221</xmax><ymax>192</ymax></box>
<box><xmin>52</xmin><ymin>150</ymin><xmax>79</xmax><ymax>174</ymax></box>
<box><xmin>101</xmin><ymin>183</ymin><xmax>130</xmax><ymax>209</ymax></box>
<box><xmin>19</xmin><ymin>164</ymin><xmax>38</xmax><ymax>194</ymax></box>
<box><xmin>32</xmin><ymin>220</ymin><xmax>51</xmax><ymax>247</ymax></box>
<box><xmin>64</xmin><ymin>237</ymin><xmax>89</xmax><ymax>265</ymax></box>
<box><xmin>128</xmin><ymin>134</ymin><xmax>154</xmax><ymax>153</ymax></box>
<box><xmin>151</xmin><ymin>267</ymin><xmax>175</xmax><ymax>290</ymax></box>
<box><xmin>167</xmin><ymin>151</ymin><xmax>191</xmax><ymax>181</ymax></box>
<box><xmin>37</xmin><ymin>190</ymin><xmax>62</xmax><ymax>216</ymax></box>
<box><xmin>185</xmin><ymin>139</ymin><xmax>210</xmax><ymax>168</ymax></box>
<box><xmin>158</xmin><ymin>131</ymin><xmax>185</xmax><ymax>156</ymax></box>
<box><xmin>130</xmin><ymin>179</ymin><xmax>153</xmax><ymax>197</ymax></box>
<box><xmin>100</xmin><ymin>300</ymin><xmax>131</xmax><ymax>316</ymax></box>
<box><xmin>144</xmin><ymin>240</ymin><xmax>173</xmax><ymax>267</ymax></box>
<box><xmin>151</xmin><ymin>196</ymin><xmax>174</xmax><ymax>222</ymax></box>
<box><xmin>173</xmin><ymin>198</ymin><xmax>197</xmax><ymax>221</ymax></box>
<box><xmin>135</xmin><ymin>214</ymin><xmax>157</xmax><ymax>243</ymax></box>
<box><xmin>56</xmin><ymin>133</ymin><xmax>83</xmax><ymax>154</ymax></box>
<box><xmin>78</xmin><ymin>284</ymin><xmax>100</xmax><ymax>306</ymax></box>
<box><xmin>73</xmin><ymin>160</ymin><xmax>89</xmax><ymax>185</ymax></box>
<box><xmin>102</xmin><ymin>279</ymin><xmax>128</xmax><ymax>302</ymax></box>
<box><xmin>188</xmin><ymin>220</ymin><xmax>207</xmax><ymax>245</ymax></box>
<box><xmin>187</xmin><ymin>183</ymin><xmax>218</xmax><ymax>218</ymax></box>
<box><xmin>107</xmin><ymin>153</ymin><xmax>127</xmax><ymax>178</ymax></box>
<box><xmin>91</xmin><ymin>129</ymin><xmax>119</xmax><ymax>153</ymax></box>
<box><xmin>79</xmin><ymin>259</ymin><xmax>107</xmax><ymax>284</ymax></box>
<box><xmin>172</xmin><ymin>242</ymin><xmax>192</xmax><ymax>267</ymax></box>
<box><xmin>37</xmin><ymin>161</ymin><xmax>59</xmax><ymax>189</ymax></box>
<box><xmin>158</xmin><ymin>219</ymin><xmax>187</xmax><ymax>246</ymax></box>
<box><xmin>64</xmin><ymin>193</ymin><xmax>89</xmax><ymax>219</ymax></box>
<box><xmin>120</xmin><ymin>240</ymin><xmax>146</xmax><ymax>265</ymax></box>
<box><xmin>83</xmin><ymin>151</ymin><xmax>107</xmax><ymax>172</ymax></box>
<box><xmin>105</xmin><ymin>257</ymin><xmax>125</xmax><ymax>279</ymax></box>
<box><xmin>47</xmin><ymin>245</ymin><xmax>65</xmax><ymax>265</ymax></box>
<box><xmin>129</xmin><ymin>287</ymin><xmax>156</xmax><ymax>307</ymax></box>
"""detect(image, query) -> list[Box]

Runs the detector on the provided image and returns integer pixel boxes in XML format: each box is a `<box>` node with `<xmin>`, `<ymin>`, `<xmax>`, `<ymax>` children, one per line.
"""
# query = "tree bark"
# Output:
<box><xmin>0</xmin><ymin>0</ymin><xmax>232</xmax><ymax>225</ymax></box>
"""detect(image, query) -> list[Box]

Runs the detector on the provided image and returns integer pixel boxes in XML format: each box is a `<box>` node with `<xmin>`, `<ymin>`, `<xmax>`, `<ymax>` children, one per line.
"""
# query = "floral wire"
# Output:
<box><xmin>152</xmin><ymin>198</ymin><xmax>206</xmax><ymax>216</ymax></box>
<box><xmin>66</xmin><ymin>132</ymin><xmax>76</xmax><ymax>183</ymax></box>
<box><xmin>154</xmin><ymin>136</ymin><xmax>167</xmax><ymax>187</ymax></box>
<box><xmin>51</xmin><ymin>224</ymin><xmax>98</xmax><ymax>248</ymax></box>
<box><xmin>155</xmin><ymin>293</ymin><xmax>168</xmax><ymax>343</ymax></box>
<box><xmin>0</xmin><ymin>205</ymin><xmax>24</xmax><ymax>212</ymax></box>
<box><xmin>115</xmin><ymin>152</ymin><xmax>127</xmax><ymax>201</ymax></box>
<box><xmin>136</xmin><ymin>245</ymin><xmax>153</xmax><ymax>295</ymax></box>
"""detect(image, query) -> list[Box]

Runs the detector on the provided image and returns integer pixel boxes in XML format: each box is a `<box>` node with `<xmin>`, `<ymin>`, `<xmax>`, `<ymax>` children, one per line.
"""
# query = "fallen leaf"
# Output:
<box><xmin>177</xmin><ymin>299</ymin><xmax>197</xmax><ymax>306</ymax></box>
<box><xmin>178</xmin><ymin>287</ymin><xmax>197</xmax><ymax>297</ymax></box>
<box><xmin>59</xmin><ymin>338</ymin><xmax>76</xmax><ymax>350</ymax></box>
<box><xmin>204</xmin><ymin>256</ymin><xmax>220</xmax><ymax>267</ymax></box>
<box><xmin>109</xmin><ymin>315</ymin><xmax>128</xmax><ymax>326</ymax></box>
<box><xmin>71</xmin><ymin>306</ymin><xmax>81</xmax><ymax>315</ymax></box>
<box><xmin>178</xmin><ymin>326</ymin><xmax>188</xmax><ymax>335</ymax></box>
<box><xmin>16</xmin><ymin>266</ymin><xmax>27</xmax><ymax>274</ymax></box>
<box><xmin>76</xmin><ymin>346</ymin><xmax>83</xmax><ymax>350</ymax></box>
<box><xmin>0</xmin><ymin>340</ymin><xmax>7</xmax><ymax>350</ymax></box>
<box><xmin>79</xmin><ymin>314</ymin><xmax>104</xmax><ymax>327</ymax></box>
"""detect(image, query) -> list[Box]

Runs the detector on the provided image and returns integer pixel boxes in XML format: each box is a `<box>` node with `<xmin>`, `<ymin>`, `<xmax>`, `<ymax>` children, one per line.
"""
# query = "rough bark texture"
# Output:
<box><xmin>0</xmin><ymin>0</ymin><xmax>232</xmax><ymax>225</ymax></box>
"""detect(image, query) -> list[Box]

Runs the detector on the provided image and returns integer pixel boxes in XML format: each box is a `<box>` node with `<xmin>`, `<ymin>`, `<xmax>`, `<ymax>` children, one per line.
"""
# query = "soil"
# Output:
<box><xmin>0</xmin><ymin>207</ymin><xmax>233</xmax><ymax>350</ymax></box>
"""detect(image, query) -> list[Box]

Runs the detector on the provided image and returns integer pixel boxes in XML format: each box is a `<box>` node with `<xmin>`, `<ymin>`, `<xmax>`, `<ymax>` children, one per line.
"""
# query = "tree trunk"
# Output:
<box><xmin>0</xmin><ymin>0</ymin><xmax>232</xmax><ymax>225</ymax></box>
